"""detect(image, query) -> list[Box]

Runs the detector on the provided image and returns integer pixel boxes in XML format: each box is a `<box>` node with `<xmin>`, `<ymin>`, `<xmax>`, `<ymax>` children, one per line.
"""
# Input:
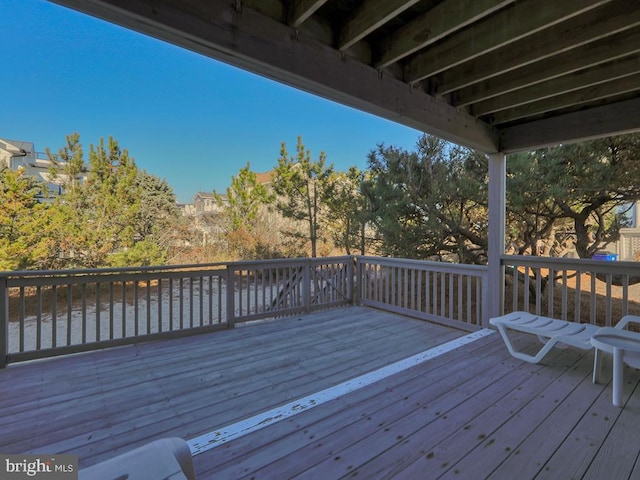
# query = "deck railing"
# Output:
<box><xmin>0</xmin><ymin>257</ymin><xmax>354</xmax><ymax>366</ymax></box>
<box><xmin>6</xmin><ymin>254</ymin><xmax>635</xmax><ymax>367</ymax></box>
<box><xmin>357</xmin><ymin>256</ymin><xmax>488</xmax><ymax>332</ymax></box>
<box><xmin>502</xmin><ymin>255</ymin><xmax>640</xmax><ymax>326</ymax></box>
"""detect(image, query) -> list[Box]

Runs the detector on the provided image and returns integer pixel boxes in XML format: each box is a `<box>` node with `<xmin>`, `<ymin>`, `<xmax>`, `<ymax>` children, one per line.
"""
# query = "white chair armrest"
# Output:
<box><xmin>615</xmin><ymin>315</ymin><xmax>640</xmax><ymax>330</ymax></box>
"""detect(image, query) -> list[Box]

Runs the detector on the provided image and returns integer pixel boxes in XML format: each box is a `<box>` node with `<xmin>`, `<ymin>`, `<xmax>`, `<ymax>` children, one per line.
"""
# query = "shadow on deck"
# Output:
<box><xmin>1</xmin><ymin>306</ymin><xmax>639</xmax><ymax>479</ymax></box>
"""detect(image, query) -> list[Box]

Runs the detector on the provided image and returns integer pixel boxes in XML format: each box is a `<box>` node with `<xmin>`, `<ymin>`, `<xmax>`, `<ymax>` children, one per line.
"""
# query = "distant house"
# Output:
<box><xmin>0</xmin><ymin>138</ymin><xmax>77</xmax><ymax>201</ymax></box>
<box><xmin>181</xmin><ymin>192</ymin><xmax>226</xmax><ymax>245</ymax></box>
<box><xmin>193</xmin><ymin>192</ymin><xmax>221</xmax><ymax>215</ymax></box>
<box><xmin>616</xmin><ymin>201</ymin><xmax>640</xmax><ymax>261</ymax></box>
<box><xmin>180</xmin><ymin>171</ymin><xmax>274</xmax><ymax>245</ymax></box>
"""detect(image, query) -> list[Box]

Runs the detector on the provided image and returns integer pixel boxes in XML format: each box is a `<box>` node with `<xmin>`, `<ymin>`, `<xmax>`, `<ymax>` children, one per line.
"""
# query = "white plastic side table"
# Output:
<box><xmin>591</xmin><ymin>327</ymin><xmax>640</xmax><ymax>407</ymax></box>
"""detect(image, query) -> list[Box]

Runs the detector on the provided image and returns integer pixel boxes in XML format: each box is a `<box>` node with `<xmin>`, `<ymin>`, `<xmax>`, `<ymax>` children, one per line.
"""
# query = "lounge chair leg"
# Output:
<box><xmin>612</xmin><ymin>347</ymin><xmax>624</xmax><ymax>407</ymax></box>
<box><xmin>592</xmin><ymin>348</ymin><xmax>603</xmax><ymax>384</ymax></box>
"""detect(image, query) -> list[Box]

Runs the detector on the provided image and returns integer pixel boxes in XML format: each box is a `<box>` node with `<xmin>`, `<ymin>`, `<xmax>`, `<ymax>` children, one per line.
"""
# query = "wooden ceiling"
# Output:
<box><xmin>50</xmin><ymin>0</ymin><xmax>640</xmax><ymax>153</ymax></box>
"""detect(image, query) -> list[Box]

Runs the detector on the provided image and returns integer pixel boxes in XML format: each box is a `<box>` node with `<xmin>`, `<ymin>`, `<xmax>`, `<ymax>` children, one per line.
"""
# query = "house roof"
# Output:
<box><xmin>255</xmin><ymin>170</ymin><xmax>274</xmax><ymax>185</ymax></box>
<box><xmin>194</xmin><ymin>192</ymin><xmax>216</xmax><ymax>199</ymax></box>
<box><xmin>0</xmin><ymin>138</ymin><xmax>33</xmax><ymax>156</ymax></box>
<box><xmin>48</xmin><ymin>0</ymin><xmax>640</xmax><ymax>153</ymax></box>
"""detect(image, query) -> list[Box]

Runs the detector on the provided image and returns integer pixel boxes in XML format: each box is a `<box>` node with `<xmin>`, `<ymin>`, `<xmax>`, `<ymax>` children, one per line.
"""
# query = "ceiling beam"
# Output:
<box><xmin>48</xmin><ymin>0</ymin><xmax>499</xmax><ymax>153</ymax></box>
<box><xmin>433</xmin><ymin>0</ymin><xmax>640</xmax><ymax>94</ymax></box>
<box><xmin>288</xmin><ymin>0</ymin><xmax>328</xmax><ymax>28</ymax></box>
<box><xmin>337</xmin><ymin>0</ymin><xmax>420</xmax><ymax>51</ymax></box>
<box><xmin>471</xmin><ymin>54</ymin><xmax>640</xmax><ymax>116</ymax></box>
<box><xmin>373</xmin><ymin>0</ymin><xmax>513</xmax><ymax>69</ymax></box>
<box><xmin>404</xmin><ymin>0</ymin><xmax>612</xmax><ymax>84</ymax></box>
<box><xmin>490</xmin><ymin>73</ymin><xmax>640</xmax><ymax>125</ymax></box>
<box><xmin>499</xmin><ymin>97</ymin><xmax>640</xmax><ymax>152</ymax></box>
<box><xmin>452</xmin><ymin>27</ymin><xmax>640</xmax><ymax>106</ymax></box>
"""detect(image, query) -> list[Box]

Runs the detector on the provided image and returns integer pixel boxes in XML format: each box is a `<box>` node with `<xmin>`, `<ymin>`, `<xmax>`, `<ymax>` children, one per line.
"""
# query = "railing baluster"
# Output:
<box><xmin>246</xmin><ymin>269</ymin><xmax>251</xmax><ymax>314</ymax></box>
<box><xmin>179</xmin><ymin>277</ymin><xmax>184</xmax><ymax>330</ymax></box>
<box><xmin>513</xmin><ymin>265</ymin><xmax>519</xmax><ymax>312</ymax></box>
<box><xmin>134</xmin><ymin>280</ymin><xmax>140</xmax><ymax>336</ymax></box>
<box><xmin>18</xmin><ymin>287</ymin><xmax>25</xmax><ymax>353</ymax></box>
<box><xmin>158</xmin><ymin>278</ymin><xmax>163</xmax><ymax>333</ymax></box>
<box><xmin>561</xmin><ymin>269</ymin><xmax>568</xmax><ymax>320</ymax></box>
<box><xmin>238</xmin><ymin>270</ymin><xmax>244</xmax><ymax>315</ymax></box>
<box><xmin>109</xmin><ymin>281</ymin><xmax>114</xmax><ymax>339</ymax></box>
<box><xmin>432</xmin><ymin>271</ymin><xmax>438</xmax><ymax>316</ymax></box>
<box><xmin>523</xmin><ymin>266</ymin><xmax>530</xmax><ymax>310</ymax></box>
<box><xmin>189</xmin><ymin>277</ymin><xmax>194</xmax><ymax>328</ymax></box>
<box><xmin>440</xmin><ymin>272</ymin><xmax>445</xmax><ymax>317</ymax></box>
<box><xmin>36</xmin><ymin>286</ymin><xmax>42</xmax><ymax>350</ymax></box>
<box><xmin>476</xmin><ymin>276</ymin><xmax>482</xmax><ymax>325</ymax></box>
<box><xmin>52</xmin><ymin>285</ymin><xmax>57</xmax><ymax>348</ymax></box>
<box><xmin>590</xmin><ymin>273</ymin><xmax>597</xmax><ymax>325</ymax></box>
<box><xmin>622</xmin><ymin>275</ymin><xmax>629</xmax><ymax>318</ymax></box>
<box><xmin>81</xmin><ymin>283</ymin><xmax>87</xmax><ymax>344</ymax></box>
<box><xmin>606</xmin><ymin>274</ymin><xmax>613</xmax><ymax>326</ymax></box>
<box><xmin>449</xmin><ymin>273</ymin><xmax>454</xmax><ymax>319</ymax></box>
<box><xmin>457</xmin><ymin>274</ymin><xmax>463</xmax><ymax>323</ymax></box>
<box><xmin>122</xmin><ymin>281</ymin><xmax>127</xmax><ymax>337</ymax></box>
<box><xmin>226</xmin><ymin>266</ymin><xmax>235</xmax><ymax>328</ymax></box>
<box><xmin>199</xmin><ymin>276</ymin><xmax>203</xmax><ymax>327</ymax></box>
<box><xmin>146</xmin><ymin>279</ymin><xmax>151</xmax><ymax>335</ymax></box>
<box><xmin>535</xmin><ymin>269</ymin><xmax>542</xmax><ymax>315</ymax></box>
<box><xmin>208</xmin><ymin>275</ymin><xmax>213</xmax><ymax>325</ymax></box>
<box><xmin>169</xmin><ymin>277</ymin><xmax>174</xmax><ymax>330</ymax></box>
<box><xmin>254</xmin><ymin>268</ymin><xmax>259</xmax><ymax>313</ymax></box>
<box><xmin>66</xmin><ymin>284</ymin><xmax>72</xmax><ymax>346</ymax></box>
<box><xmin>0</xmin><ymin>276</ymin><xmax>7</xmax><ymax>368</ymax></box>
<box><xmin>466</xmin><ymin>276</ymin><xmax>472</xmax><ymax>324</ymax></box>
<box><xmin>403</xmin><ymin>267</ymin><xmax>408</xmax><ymax>309</ymax></box>
<box><xmin>95</xmin><ymin>282</ymin><xmax>101</xmax><ymax>342</ymax></box>
<box><xmin>218</xmin><ymin>275</ymin><xmax>223</xmax><ymax>323</ymax></box>
<box><xmin>574</xmin><ymin>269</ymin><xmax>581</xmax><ymax>323</ymax></box>
<box><xmin>547</xmin><ymin>267</ymin><xmax>555</xmax><ymax>318</ymax></box>
<box><xmin>425</xmin><ymin>270</ymin><xmax>431</xmax><ymax>315</ymax></box>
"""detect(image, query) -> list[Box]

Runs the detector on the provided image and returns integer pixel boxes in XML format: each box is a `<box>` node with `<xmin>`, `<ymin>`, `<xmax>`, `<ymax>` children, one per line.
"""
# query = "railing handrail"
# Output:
<box><xmin>502</xmin><ymin>254</ymin><xmax>639</xmax><ymax>274</ymax></box>
<box><xmin>4</xmin><ymin>268</ymin><xmax>229</xmax><ymax>288</ymax></box>
<box><xmin>0</xmin><ymin>256</ymin><xmax>356</xmax><ymax>280</ymax></box>
<box><xmin>358</xmin><ymin>255</ymin><xmax>487</xmax><ymax>274</ymax></box>
<box><xmin>0</xmin><ymin>262</ymin><xmax>229</xmax><ymax>279</ymax></box>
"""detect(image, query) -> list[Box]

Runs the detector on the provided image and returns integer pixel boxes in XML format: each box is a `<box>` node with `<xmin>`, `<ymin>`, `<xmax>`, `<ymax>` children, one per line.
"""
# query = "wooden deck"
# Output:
<box><xmin>2</xmin><ymin>306</ymin><xmax>639</xmax><ymax>479</ymax></box>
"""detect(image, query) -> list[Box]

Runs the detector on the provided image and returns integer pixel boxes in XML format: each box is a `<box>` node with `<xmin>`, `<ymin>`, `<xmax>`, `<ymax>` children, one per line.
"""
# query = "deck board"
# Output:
<box><xmin>581</xmin><ymin>373</ymin><xmax>640</xmax><ymax>480</ymax></box>
<box><xmin>280</xmin><ymin>344</ymin><xmax>564</xmax><ymax>480</ymax></box>
<box><xmin>3</xmin><ymin>305</ymin><xmax>640</xmax><ymax>479</ymax></box>
<box><xmin>1</xmin><ymin>307</ymin><xmax>461</xmax><ymax>467</ymax></box>
<box><xmin>197</xmin><ymin>336</ymin><xmax>508</xmax><ymax>479</ymax></box>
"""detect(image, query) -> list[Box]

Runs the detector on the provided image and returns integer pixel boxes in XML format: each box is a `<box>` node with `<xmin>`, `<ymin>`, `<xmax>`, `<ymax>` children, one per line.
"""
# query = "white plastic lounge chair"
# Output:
<box><xmin>79</xmin><ymin>437</ymin><xmax>195</xmax><ymax>480</ymax></box>
<box><xmin>489</xmin><ymin>311</ymin><xmax>600</xmax><ymax>364</ymax></box>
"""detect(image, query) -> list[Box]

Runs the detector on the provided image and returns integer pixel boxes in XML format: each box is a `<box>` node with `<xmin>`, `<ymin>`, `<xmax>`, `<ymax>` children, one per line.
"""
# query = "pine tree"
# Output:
<box><xmin>273</xmin><ymin>136</ymin><xmax>333</xmax><ymax>258</ymax></box>
<box><xmin>0</xmin><ymin>167</ymin><xmax>51</xmax><ymax>270</ymax></box>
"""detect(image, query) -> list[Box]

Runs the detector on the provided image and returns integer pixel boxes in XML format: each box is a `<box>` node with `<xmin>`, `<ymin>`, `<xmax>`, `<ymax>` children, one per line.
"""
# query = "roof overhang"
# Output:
<box><xmin>48</xmin><ymin>0</ymin><xmax>640</xmax><ymax>153</ymax></box>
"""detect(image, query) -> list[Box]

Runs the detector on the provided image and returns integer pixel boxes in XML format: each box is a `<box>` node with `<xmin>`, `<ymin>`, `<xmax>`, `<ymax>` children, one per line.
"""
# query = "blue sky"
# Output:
<box><xmin>1</xmin><ymin>0</ymin><xmax>423</xmax><ymax>203</ymax></box>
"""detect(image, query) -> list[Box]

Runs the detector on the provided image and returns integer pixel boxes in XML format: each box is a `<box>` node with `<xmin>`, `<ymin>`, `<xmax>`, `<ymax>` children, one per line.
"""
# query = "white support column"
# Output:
<box><xmin>487</xmin><ymin>153</ymin><xmax>506</xmax><ymax>324</ymax></box>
